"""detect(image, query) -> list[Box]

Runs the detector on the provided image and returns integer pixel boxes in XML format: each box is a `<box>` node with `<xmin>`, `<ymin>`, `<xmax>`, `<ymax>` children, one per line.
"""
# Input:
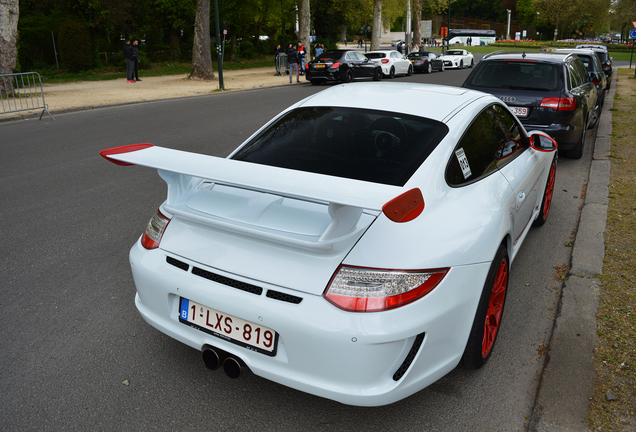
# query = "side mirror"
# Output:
<box><xmin>530</xmin><ymin>133</ymin><xmax>558</xmax><ymax>152</ymax></box>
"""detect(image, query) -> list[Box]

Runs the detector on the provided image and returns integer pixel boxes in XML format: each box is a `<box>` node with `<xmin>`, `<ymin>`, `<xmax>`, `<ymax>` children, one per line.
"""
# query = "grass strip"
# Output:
<box><xmin>588</xmin><ymin>67</ymin><xmax>636</xmax><ymax>430</ymax></box>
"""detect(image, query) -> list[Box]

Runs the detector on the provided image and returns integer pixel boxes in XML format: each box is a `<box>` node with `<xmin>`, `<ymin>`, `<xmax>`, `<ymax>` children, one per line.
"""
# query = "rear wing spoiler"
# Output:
<box><xmin>101</xmin><ymin>144</ymin><xmax>410</xmax><ymax>250</ymax></box>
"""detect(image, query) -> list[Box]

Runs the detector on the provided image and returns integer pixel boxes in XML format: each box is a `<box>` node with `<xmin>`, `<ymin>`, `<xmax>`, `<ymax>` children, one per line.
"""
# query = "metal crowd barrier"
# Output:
<box><xmin>275</xmin><ymin>54</ymin><xmax>289</xmax><ymax>76</ymax></box>
<box><xmin>1</xmin><ymin>72</ymin><xmax>54</xmax><ymax>120</ymax></box>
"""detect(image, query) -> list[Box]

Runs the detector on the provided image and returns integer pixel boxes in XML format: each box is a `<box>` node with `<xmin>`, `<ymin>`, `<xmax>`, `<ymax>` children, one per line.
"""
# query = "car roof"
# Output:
<box><xmin>576</xmin><ymin>44</ymin><xmax>608</xmax><ymax>51</ymax></box>
<box><xmin>366</xmin><ymin>50</ymin><xmax>400</xmax><ymax>54</ymax></box>
<box><xmin>481</xmin><ymin>51</ymin><xmax>572</xmax><ymax>63</ymax></box>
<box><xmin>551</xmin><ymin>48</ymin><xmax>600</xmax><ymax>59</ymax></box>
<box><xmin>295</xmin><ymin>82</ymin><xmax>492</xmax><ymax>122</ymax></box>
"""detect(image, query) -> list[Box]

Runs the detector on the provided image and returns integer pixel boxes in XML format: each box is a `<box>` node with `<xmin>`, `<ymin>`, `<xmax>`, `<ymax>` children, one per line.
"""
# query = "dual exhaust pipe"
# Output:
<box><xmin>202</xmin><ymin>347</ymin><xmax>244</xmax><ymax>379</ymax></box>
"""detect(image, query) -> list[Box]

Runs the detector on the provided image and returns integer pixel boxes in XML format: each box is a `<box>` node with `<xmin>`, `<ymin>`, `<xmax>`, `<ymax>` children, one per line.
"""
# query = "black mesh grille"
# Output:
<box><xmin>393</xmin><ymin>333</ymin><xmax>425</xmax><ymax>381</ymax></box>
<box><xmin>192</xmin><ymin>266</ymin><xmax>263</xmax><ymax>295</ymax></box>
<box><xmin>166</xmin><ymin>256</ymin><xmax>189</xmax><ymax>271</ymax></box>
<box><xmin>266</xmin><ymin>290</ymin><xmax>303</xmax><ymax>304</ymax></box>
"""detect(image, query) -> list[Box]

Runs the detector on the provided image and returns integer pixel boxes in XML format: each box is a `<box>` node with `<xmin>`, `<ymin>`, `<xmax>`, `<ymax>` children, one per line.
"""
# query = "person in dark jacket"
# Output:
<box><xmin>123</xmin><ymin>40</ymin><xmax>135</xmax><ymax>83</ymax></box>
<box><xmin>286</xmin><ymin>44</ymin><xmax>300</xmax><ymax>84</ymax></box>
<box><xmin>132</xmin><ymin>40</ymin><xmax>141</xmax><ymax>81</ymax></box>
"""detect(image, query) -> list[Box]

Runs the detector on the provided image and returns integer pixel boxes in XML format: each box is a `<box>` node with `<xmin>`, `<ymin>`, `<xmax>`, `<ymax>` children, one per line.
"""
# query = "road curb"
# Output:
<box><xmin>530</xmin><ymin>71</ymin><xmax>615</xmax><ymax>431</ymax></box>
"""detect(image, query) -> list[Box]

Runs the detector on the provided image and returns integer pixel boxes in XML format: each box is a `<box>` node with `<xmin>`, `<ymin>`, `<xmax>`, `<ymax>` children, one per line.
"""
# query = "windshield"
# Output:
<box><xmin>446</xmin><ymin>51</ymin><xmax>463</xmax><ymax>55</ymax></box>
<box><xmin>231</xmin><ymin>107</ymin><xmax>449</xmax><ymax>186</ymax></box>
<box><xmin>465</xmin><ymin>61</ymin><xmax>561</xmax><ymax>91</ymax></box>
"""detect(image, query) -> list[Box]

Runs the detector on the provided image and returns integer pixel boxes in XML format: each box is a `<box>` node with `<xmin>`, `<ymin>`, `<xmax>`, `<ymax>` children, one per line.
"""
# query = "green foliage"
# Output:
<box><xmin>58</xmin><ymin>20</ymin><xmax>93</xmax><ymax>72</ymax></box>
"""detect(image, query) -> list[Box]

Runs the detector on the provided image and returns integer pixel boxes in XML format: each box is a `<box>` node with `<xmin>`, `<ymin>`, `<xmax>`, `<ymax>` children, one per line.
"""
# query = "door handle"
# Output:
<box><xmin>516</xmin><ymin>192</ymin><xmax>526</xmax><ymax>210</ymax></box>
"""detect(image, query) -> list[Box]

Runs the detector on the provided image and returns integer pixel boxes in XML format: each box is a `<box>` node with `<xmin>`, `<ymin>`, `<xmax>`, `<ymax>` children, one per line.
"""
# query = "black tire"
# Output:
<box><xmin>342</xmin><ymin>68</ymin><xmax>354</xmax><ymax>83</ymax></box>
<box><xmin>310</xmin><ymin>79</ymin><xmax>320</xmax><ymax>86</ymax></box>
<box><xmin>534</xmin><ymin>155</ymin><xmax>557</xmax><ymax>227</ymax></box>
<box><xmin>373</xmin><ymin>67</ymin><xmax>382</xmax><ymax>81</ymax></box>
<box><xmin>441</xmin><ymin>63</ymin><xmax>445</xmax><ymax>72</ymax></box>
<box><xmin>459</xmin><ymin>60</ymin><xmax>464</xmax><ymax>69</ymax></box>
<box><xmin>461</xmin><ymin>244</ymin><xmax>510</xmax><ymax>369</ymax></box>
<box><xmin>389</xmin><ymin>66</ymin><xmax>395</xmax><ymax>79</ymax></box>
<box><xmin>562</xmin><ymin>122</ymin><xmax>586</xmax><ymax>159</ymax></box>
<box><xmin>407</xmin><ymin>64</ymin><xmax>413</xmax><ymax>76</ymax></box>
<box><xmin>469</xmin><ymin>58</ymin><xmax>474</xmax><ymax>68</ymax></box>
<box><xmin>588</xmin><ymin>106</ymin><xmax>600</xmax><ymax>129</ymax></box>
<box><xmin>425</xmin><ymin>62</ymin><xmax>432</xmax><ymax>74</ymax></box>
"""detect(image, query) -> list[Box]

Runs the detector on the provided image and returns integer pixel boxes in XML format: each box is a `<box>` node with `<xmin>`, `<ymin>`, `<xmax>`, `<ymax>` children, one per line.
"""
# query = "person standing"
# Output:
<box><xmin>286</xmin><ymin>43</ymin><xmax>300</xmax><ymax>83</ymax></box>
<box><xmin>132</xmin><ymin>39</ymin><xmax>141</xmax><ymax>81</ymax></box>
<box><xmin>123</xmin><ymin>39</ymin><xmax>135</xmax><ymax>83</ymax></box>
<box><xmin>297</xmin><ymin>41</ymin><xmax>306</xmax><ymax>75</ymax></box>
<box><xmin>315</xmin><ymin>43</ymin><xmax>323</xmax><ymax>58</ymax></box>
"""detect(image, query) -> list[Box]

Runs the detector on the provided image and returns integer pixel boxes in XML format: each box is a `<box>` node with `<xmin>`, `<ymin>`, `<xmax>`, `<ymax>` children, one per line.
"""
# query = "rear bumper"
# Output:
<box><xmin>521</xmin><ymin>121</ymin><xmax>580</xmax><ymax>150</ymax></box>
<box><xmin>305</xmin><ymin>69</ymin><xmax>339</xmax><ymax>82</ymax></box>
<box><xmin>129</xmin><ymin>239</ymin><xmax>490</xmax><ymax>406</ymax></box>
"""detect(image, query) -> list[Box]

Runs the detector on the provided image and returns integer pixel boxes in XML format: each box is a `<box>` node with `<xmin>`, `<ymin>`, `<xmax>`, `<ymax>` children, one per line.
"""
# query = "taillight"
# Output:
<box><xmin>324</xmin><ymin>265</ymin><xmax>449</xmax><ymax>312</ymax></box>
<box><xmin>330</xmin><ymin>62</ymin><xmax>341</xmax><ymax>69</ymax></box>
<box><xmin>540</xmin><ymin>97</ymin><xmax>576</xmax><ymax>111</ymax></box>
<box><xmin>592</xmin><ymin>78</ymin><xmax>600</xmax><ymax>86</ymax></box>
<box><xmin>381</xmin><ymin>59</ymin><xmax>389</xmax><ymax>64</ymax></box>
<box><xmin>382</xmin><ymin>188</ymin><xmax>424</xmax><ymax>222</ymax></box>
<box><xmin>141</xmin><ymin>209</ymin><xmax>171</xmax><ymax>249</ymax></box>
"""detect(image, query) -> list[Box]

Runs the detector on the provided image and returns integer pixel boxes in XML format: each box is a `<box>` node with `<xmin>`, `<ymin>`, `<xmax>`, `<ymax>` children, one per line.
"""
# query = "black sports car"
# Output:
<box><xmin>407</xmin><ymin>52</ymin><xmax>444</xmax><ymax>74</ymax></box>
<box><xmin>306</xmin><ymin>50</ymin><xmax>383</xmax><ymax>85</ymax></box>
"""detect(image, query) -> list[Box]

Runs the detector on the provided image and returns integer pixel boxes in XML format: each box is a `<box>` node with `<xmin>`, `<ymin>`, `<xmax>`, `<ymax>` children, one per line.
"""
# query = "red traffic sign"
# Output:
<box><xmin>633</xmin><ymin>21</ymin><xmax>636</xmax><ymax>28</ymax></box>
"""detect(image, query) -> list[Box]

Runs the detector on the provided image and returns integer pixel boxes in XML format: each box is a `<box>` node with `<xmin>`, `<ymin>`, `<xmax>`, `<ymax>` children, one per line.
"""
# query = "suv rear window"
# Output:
<box><xmin>464</xmin><ymin>60</ymin><xmax>561</xmax><ymax>91</ymax></box>
<box><xmin>231</xmin><ymin>107</ymin><xmax>449</xmax><ymax>186</ymax></box>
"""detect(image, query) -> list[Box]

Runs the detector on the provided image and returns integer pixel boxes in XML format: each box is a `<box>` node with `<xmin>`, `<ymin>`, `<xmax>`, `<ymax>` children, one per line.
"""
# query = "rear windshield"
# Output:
<box><xmin>465</xmin><ymin>60</ymin><xmax>561</xmax><ymax>91</ymax></box>
<box><xmin>365</xmin><ymin>52</ymin><xmax>386</xmax><ymax>59</ymax></box>
<box><xmin>408</xmin><ymin>52</ymin><xmax>430</xmax><ymax>58</ymax></box>
<box><xmin>316</xmin><ymin>51</ymin><xmax>341</xmax><ymax>61</ymax></box>
<box><xmin>231</xmin><ymin>107</ymin><xmax>449</xmax><ymax>186</ymax></box>
<box><xmin>576</xmin><ymin>54</ymin><xmax>594</xmax><ymax>72</ymax></box>
<box><xmin>594</xmin><ymin>51</ymin><xmax>609</xmax><ymax>62</ymax></box>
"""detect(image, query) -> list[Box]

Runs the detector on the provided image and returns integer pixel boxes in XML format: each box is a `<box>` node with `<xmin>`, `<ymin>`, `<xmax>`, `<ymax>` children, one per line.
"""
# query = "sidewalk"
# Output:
<box><xmin>529</xmin><ymin>71</ymin><xmax>616</xmax><ymax>431</ymax></box>
<box><xmin>0</xmin><ymin>66</ymin><xmax>299</xmax><ymax>122</ymax></box>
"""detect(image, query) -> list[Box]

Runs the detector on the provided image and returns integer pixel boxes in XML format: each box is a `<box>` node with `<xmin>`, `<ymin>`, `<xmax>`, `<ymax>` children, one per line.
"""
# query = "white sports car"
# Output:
<box><xmin>101</xmin><ymin>83</ymin><xmax>557</xmax><ymax>407</ymax></box>
<box><xmin>440</xmin><ymin>49</ymin><xmax>474</xmax><ymax>69</ymax></box>
<box><xmin>365</xmin><ymin>50</ymin><xmax>413</xmax><ymax>78</ymax></box>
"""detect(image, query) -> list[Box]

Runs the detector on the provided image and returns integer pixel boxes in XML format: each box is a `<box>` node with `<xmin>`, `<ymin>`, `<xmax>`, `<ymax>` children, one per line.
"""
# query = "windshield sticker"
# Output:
<box><xmin>455</xmin><ymin>148</ymin><xmax>472</xmax><ymax>179</ymax></box>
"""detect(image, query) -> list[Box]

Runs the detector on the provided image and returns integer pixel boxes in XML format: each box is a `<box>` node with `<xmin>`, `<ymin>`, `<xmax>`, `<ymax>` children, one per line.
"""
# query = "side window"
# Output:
<box><xmin>447</xmin><ymin>105</ymin><xmax>527</xmax><ymax>186</ymax></box>
<box><xmin>429</xmin><ymin>53</ymin><xmax>436</xmax><ymax>59</ymax></box>
<box><xmin>574</xmin><ymin>60</ymin><xmax>589</xmax><ymax>83</ymax></box>
<box><xmin>346</xmin><ymin>52</ymin><xmax>355</xmax><ymax>61</ymax></box>
<box><xmin>355</xmin><ymin>52</ymin><xmax>367</xmax><ymax>61</ymax></box>
<box><xmin>567</xmin><ymin>61</ymin><xmax>582</xmax><ymax>87</ymax></box>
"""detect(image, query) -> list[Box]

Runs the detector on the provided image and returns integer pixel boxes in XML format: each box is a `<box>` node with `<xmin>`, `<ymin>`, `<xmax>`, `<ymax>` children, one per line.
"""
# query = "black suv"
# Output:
<box><xmin>462</xmin><ymin>52</ymin><xmax>597</xmax><ymax>159</ymax></box>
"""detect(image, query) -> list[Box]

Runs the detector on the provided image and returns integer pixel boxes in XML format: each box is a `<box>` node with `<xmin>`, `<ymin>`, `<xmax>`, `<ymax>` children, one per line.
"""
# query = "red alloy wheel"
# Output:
<box><xmin>482</xmin><ymin>257</ymin><xmax>508</xmax><ymax>358</ymax></box>
<box><xmin>542</xmin><ymin>163</ymin><xmax>556</xmax><ymax>220</ymax></box>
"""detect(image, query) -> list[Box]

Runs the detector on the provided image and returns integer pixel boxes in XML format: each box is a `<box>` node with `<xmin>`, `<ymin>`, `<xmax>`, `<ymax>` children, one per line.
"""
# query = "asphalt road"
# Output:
<box><xmin>0</xmin><ymin>60</ymin><xmax>596</xmax><ymax>431</ymax></box>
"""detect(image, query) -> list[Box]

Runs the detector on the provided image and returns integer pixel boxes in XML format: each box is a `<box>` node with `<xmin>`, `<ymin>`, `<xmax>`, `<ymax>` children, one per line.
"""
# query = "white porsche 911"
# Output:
<box><xmin>101</xmin><ymin>83</ymin><xmax>557</xmax><ymax>407</ymax></box>
<box><xmin>440</xmin><ymin>49</ymin><xmax>475</xmax><ymax>69</ymax></box>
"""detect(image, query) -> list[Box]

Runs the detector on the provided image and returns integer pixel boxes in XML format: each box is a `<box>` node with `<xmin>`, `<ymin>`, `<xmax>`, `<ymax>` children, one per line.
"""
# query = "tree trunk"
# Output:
<box><xmin>0</xmin><ymin>0</ymin><xmax>19</xmax><ymax>93</ymax></box>
<box><xmin>169</xmin><ymin>28</ymin><xmax>181</xmax><ymax>61</ymax></box>
<box><xmin>190</xmin><ymin>0</ymin><xmax>214</xmax><ymax>80</ymax></box>
<box><xmin>371</xmin><ymin>0</ymin><xmax>383</xmax><ymax>51</ymax></box>
<box><xmin>341</xmin><ymin>25</ymin><xmax>347</xmax><ymax>42</ymax></box>
<box><xmin>298</xmin><ymin>0</ymin><xmax>310</xmax><ymax>54</ymax></box>
<box><xmin>229</xmin><ymin>35</ymin><xmax>237</xmax><ymax>62</ymax></box>
<box><xmin>413</xmin><ymin>0</ymin><xmax>422</xmax><ymax>47</ymax></box>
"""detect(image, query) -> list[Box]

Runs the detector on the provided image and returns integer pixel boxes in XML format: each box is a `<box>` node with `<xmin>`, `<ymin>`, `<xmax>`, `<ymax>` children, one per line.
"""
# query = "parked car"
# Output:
<box><xmin>407</xmin><ymin>51</ymin><xmax>444</xmax><ymax>73</ymax></box>
<box><xmin>462</xmin><ymin>51</ymin><xmax>598</xmax><ymax>159</ymax></box>
<box><xmin>305</xmin><ymin>50</ymin><xmax>382</xmax><ymax>85</ymax></box>
<box><xmin>552</xmin><ymin>48</ymin><xmax>607</xmax><ymax>117</ymax></box>
<box><xmin>365</xmin><ymin>50</ymin><xmax>413</xmax><ymax>78</ymax></box>
<box><xmin>575</xmin><ymin>44</ymin><xmax>612</xmax><ymax>87</ymax></box>
<box><xmin>391</xmin><ymin>39</ymin><xmax>404</xmax><ymax>47</ymax></box>
<box><xmin>100</xmin><ymin>82</ymin><xmax>557</xmax><ymax>407</ymax></box>
<box><xmin>440</xmin><ymin>49</ymin><xmax>474</xmax><ymax>69</ymax></box>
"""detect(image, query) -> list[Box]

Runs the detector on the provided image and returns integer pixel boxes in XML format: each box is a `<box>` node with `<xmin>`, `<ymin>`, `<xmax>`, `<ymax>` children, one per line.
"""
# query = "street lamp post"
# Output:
<box><xmin>506</xmin><ymin>9</ymin><xmax>511</xmax><ymax>40</ymax></box>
